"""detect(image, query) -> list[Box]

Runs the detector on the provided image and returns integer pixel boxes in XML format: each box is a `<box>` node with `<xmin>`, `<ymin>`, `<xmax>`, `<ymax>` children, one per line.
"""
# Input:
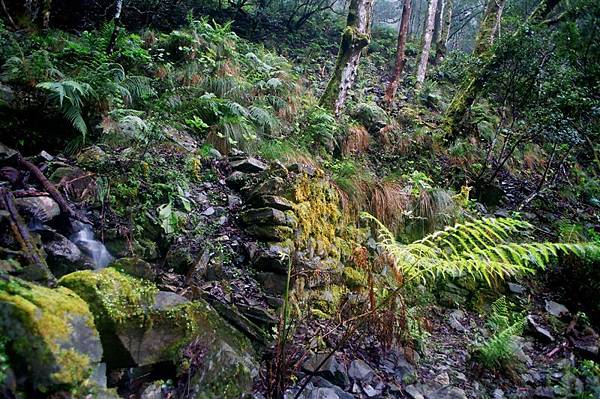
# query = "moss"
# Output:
<box><xmin>0</xmin><ymin>278</ymin><xmax>98</xmax><ymax>390</ymax></box>
<box><xmin>343</xmin><ymin>267</ymin><xmax>367</xmax><ymax>289</ymax></box>
<box><xmin>58</xmin><ymin>268</ymin><xmax>158</xmax><ymax>330</ymax></box>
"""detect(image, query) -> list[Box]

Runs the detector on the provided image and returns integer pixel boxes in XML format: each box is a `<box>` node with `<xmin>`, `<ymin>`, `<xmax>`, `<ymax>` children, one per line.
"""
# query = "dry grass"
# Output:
<box><xmin>342</xmin><ymin>125</ymin><xmax>370</xmax><ymax>156</ymax></box>
<box><xmin>370</xmin><ymin>181</ymin><xmax>410</xmax><ymax>234</ymax></box>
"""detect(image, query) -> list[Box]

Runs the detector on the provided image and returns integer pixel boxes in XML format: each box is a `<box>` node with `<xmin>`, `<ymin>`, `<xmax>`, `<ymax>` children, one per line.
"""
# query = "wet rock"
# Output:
<box><xmin>241</xmin><ymin>207</ymin><xmax>288</xmax><ymax>226</ymax></box>
<box><xmin>165</xmin><ymin>246</ymin><xmax>194</xmax><ymax>274</ymax></box>
<box><xmin>15</xmin><ymin>196</ymin><xmax>60</xmax><ymax>222</ymax></box>
<box><xmin>0</xmin><ymin>277</ymin><xmax>103</xmax><ymax>392</ymax></box>
<box><xmin>225</xmin><ymin>171</ymin><xmax>252</xmax><ymax>190</ymax></box>
<box><xmin>77</xmin><ymin>146</ymin><xmax>108</xmax><ymax>168</ymax></box>
<box><xmin>230</xmin><ymin>157</ymin><xmax>267</xmax><ymax>173</ymax></box>
<box><xmin>0</xmin><ymin>142</ymin><xmax>18</xmax><ymax>161</ymax></box>
<box><xmin>246</xmin><ymin>225</ymin><xmax>293</xmax><ymax>241</ymax></box>
<box><xmin>508</xmin><ymin>282</ymin><xmax>526</xmax><ymax>295</ymax></box>
<box><xmin>303</xmin><ymin>353</ymin><xmax>349</xmax><ymax>387</ymax></box>
<box><xmin>352</xmin><ymin>103</ymin><xmax>388</xmax><ymax>132</ymax></box>
<box><xmin>42</xmin><ymin>230</ymin><xmax>92</xmax><ymax>277</ymax></box>
<box><xmin>111</xmin><ymin>257</ymin><xmax>157</xmax><ymax>281</ymax></box>
<box><xmin>545</xmin><ymin>300</ymin><xmax>569</xmax><ymax>318</ymax></box>
<box><xmin>348</xmin><ymin>359</ymin><xmax>374</xmax><ymax>382</ymax></box>
<box><xmin>253</xmin><ymin>195</ymin><xmax>294</xmax><ymax>211</ymax></box>
<box><xmin>405</xmin><ymin>385</ymin><xmax>425</xmax><ymax>399</ymax></box>
<box><xmin>251</xmin><ymin>241</ymin><xmax>293</xmax><ymax>274</ymax></box>
<box><xmin>527</xmin><ymin>315</ymin><xmax>555</xmax><ymax>343</ymax></box>
<box><xmin>59</xmin><ymin>267</ymin><xmax>256</xmax><ymax>379</ymax></box>
<box><xmin>208</xmin><ymin>300</ymin><xmax>271</xmax><ymax>346</ymax></box>
<box><xmin>255</xmin><ymin>272</ymin><xmax>288</xmax><ymax>295</ymax></box>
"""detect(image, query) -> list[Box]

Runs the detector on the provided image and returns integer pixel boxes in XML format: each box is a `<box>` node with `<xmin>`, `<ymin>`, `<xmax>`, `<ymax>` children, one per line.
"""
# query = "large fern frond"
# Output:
<box><xmin>362</xmin><ymin>213</ymin><xmax>600</xmax><ymax>286</ymax></box>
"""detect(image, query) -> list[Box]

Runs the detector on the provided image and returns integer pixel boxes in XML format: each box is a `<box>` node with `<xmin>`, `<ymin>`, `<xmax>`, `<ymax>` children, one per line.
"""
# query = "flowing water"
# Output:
<box><xmin>71</xmin><ymin>225</ymin><xmax>114</xmax><ymax>269</ymax></box>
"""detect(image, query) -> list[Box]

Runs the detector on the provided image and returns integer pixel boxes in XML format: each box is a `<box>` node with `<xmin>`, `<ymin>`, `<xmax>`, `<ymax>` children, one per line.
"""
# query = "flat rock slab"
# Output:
<box><xmin>231</xmin><ymin>157</ymin><xmax>267</xmax><ymax>173</ymax></box>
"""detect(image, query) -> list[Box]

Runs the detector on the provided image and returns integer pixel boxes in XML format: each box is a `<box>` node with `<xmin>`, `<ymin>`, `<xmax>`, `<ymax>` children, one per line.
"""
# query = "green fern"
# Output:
<box><xmin>362</xmin><ymin>214</ymin><xmax>599</xmax><ymax>286</ymax></box>
<box><xmin>37</xmin><ymin>80</ymin><xmax>94</xmax><ymax>140</ymax></box>
<box><xmin>476</xmin><ymin>296</ymin><xmax>525</xmax><ymax>370</ymax></box>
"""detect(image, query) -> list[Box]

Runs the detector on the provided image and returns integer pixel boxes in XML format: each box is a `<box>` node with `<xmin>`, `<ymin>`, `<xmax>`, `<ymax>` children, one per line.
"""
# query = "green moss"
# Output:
<box><xmin>343</xmin><ymin>266</ymin><xmax>367</xmax><ymax>289</ymax></box>
<box><xmin>59</xmin><ymin>268</ymin><xmax>158</xmax><ymax>330</ymax></box>
<box><xmin>0</xmin><ymin>278</ymin><xmax>98</xmax><ymax>390</ymax></box>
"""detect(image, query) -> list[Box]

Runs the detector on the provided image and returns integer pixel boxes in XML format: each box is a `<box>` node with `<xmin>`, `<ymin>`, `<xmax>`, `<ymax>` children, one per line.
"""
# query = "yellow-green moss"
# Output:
<box><xmin>59</xmin><ymin>267</ymin><xmax>158</xmax><ymax>329</ymax></box>
<box><xmin>0</xmin><ymin>278</ymin><xmax>98</xmax><ymax>390</ymax></box>
<box><xmin>343</xmin><ymin>267</ymin><xmax>368</xmax><ymax>289</ymax></box>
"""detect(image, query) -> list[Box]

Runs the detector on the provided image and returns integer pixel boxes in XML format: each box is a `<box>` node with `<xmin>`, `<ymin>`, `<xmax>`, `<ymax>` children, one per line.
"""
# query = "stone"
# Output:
<box><xmin>49</xmin><ymin>166</ymin><xmax>80</xmax><ymax>184</ymax></box>
<box><xmin>246</xmin><ymin>225</ymin><xmax>293</xmax><ymax>241</ymax></box>
<box><xmin>77</xmin><ymin>146</ymin><xmax>108</xmax><ymax>168</ymax></box>
<box><xmin>255</xmin><ymin>272</ymin><xmax>288</xmax><ymax>295</ymax></box>
<box><xmin>0</xmin><ymin>142</ymin><xmax>18</xmax><ymax>161</ymax></box>
<box><xmin>0</xmin><ymin>277</ymin><xmax>103</xmax><ymax>392</ymax></box>
<box><xmin>508</xmin><ymin>282</ymin><xmax>527</xmax><ymax>295</ymax></box>
<box><xmin>448</xmin><ymin>309</ymin><xmax>467</xmax><ymax>332</ymax></box>
<box><xmin>230</xmin><ymin>157</ymin><xmax>267</xmax><ymax>173</ymax></box>
<box><xmin>527</xmin><ymin>315</ymin><xmax>555</xmax><ymax>343</ymax></box>
<box><xmin>533</xmin><ymin>386</ymin><xmax>555</xmax><ymax>398</ymax></box>
<box><xmin>352</xmin><ymin>102</ymin><xmax>388</xmax><ymax>132</ymax></box>
<box><xmin>303</xmin><ymin>353</ymin><xmax>349</xmax><ymax>387</ymax></box>
<box><xmin>434</xmin><ymin>372</ymin><xmax>450</xmax><ymax>386</ymax></box>
<box><xmin>545</xmin><ymin>300</ymin><xmax>570</xmax><ymax>318</ymax></box>
<box><xmin>225</xmin><ymin>171</ymin><xmax>252</xmax><ymax>190</ymax></box>
<box><xmin>141</xmin><ymin>381</ymin><xmax>164</xmax><ymax>399</ymax></box>
<box><xmin>241</xmin><ymin>207</ymin><xmax>288</xmax><ymax>226</ymax></box>
<box><xmin>165</xmin><ymin>246</ymin><xmax>195</xmax><ymax>274</ymax></box>
<box><xmin>202</xmin><ymin>206</ymin><xmax>215</xmax><ymax>216</ymax></box>
<box><xmin>348</xmin><ymin>359</ymin><xmax>374</xmax><ymax>382</ymax></box>
<box><xmin>15</xmin><ymin>196</ymin><xmax>60</xmax><ymax>222</ymax></box>
<box><xmin>253</xmin><ymin>195</ymin><xmax>294</xmax><ymax>211</ymax></box>
<box><xmin>111</xmin><ymin>257</ymin><xmax>157</xmax><ymax>281</ymax></box>
<box><xmin>288</xmin><ymin>163</ymin><xmax>317</xmax><ymax>176</ymax></box>
<box><xmin>395</xmin><ymin>356</ymin><xmax>417</xmax><ymax>385</ymax></box>
<box><xmin>42</xmin><ymin>231</ymin><xmax>92</xmax><ymax>277</ymax></box>
<box><xmin>162</xmin><ymin>127</ymin><xmax>197</xmax><ymax>152</ymax></box>
<box><xmin>59</xmin><ymin>267</ymin><xmax>257</xmax><ymax>387</ymax></box>
<box><xmin>405</xmin><ymin>385</ymin><xmax>425</xmax><ymax>399</ymax></box>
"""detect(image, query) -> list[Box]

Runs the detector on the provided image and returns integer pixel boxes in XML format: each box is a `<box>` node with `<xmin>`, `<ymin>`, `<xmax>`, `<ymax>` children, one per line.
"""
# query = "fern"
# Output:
<box><xmin>476</xmin><ymin>296</ymin><xmax>525</xmax><ymax>370</ymax></box>
<box><xmin>37</xmin><ymin>80</ymin><xmax>94</xmax><ymax>140</ymax></box>
<box><xmin>362</xmin><ymin>213</ymin><xmax>600</xmax><ymax>286</ymax></box>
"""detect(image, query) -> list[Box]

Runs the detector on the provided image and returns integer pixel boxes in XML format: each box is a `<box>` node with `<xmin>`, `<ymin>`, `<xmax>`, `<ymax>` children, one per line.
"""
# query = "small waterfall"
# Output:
<box><xmin>71</xmin><ymin>225</ymin><xmax>114</xmax><ymax>269</ymax></box>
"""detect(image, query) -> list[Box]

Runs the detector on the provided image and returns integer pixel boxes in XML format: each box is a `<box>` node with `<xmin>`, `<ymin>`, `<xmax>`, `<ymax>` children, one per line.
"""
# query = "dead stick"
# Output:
<box><xmin>16</xmin><ymin>154</ymin><xmax>90</xmax><ymax>225</ymax></box>
<box><xmin>0</xmin><ymin>188</ymin><xmax>56</xmax><ymax>286</ymax></box>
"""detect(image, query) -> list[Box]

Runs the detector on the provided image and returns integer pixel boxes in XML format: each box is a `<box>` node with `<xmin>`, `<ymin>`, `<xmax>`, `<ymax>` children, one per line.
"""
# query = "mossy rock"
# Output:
<box><xmin>0</xmin><ymin>277</ymin><xmax>103</xmax><ymax>393</ymax></box>
<box><xmin>343</xmin><ymin>267</ymin><xmax>367</xmax><ymax>289</ymax></box>
<box><xmin>58</xmin><ymin>269</ymin><xmax>257</xmax><ymax>397</ymax></box>
<box><xmin>111</xmin><ymin>257</ymin><xmax>157</xmax><ymax>281</ymax></box>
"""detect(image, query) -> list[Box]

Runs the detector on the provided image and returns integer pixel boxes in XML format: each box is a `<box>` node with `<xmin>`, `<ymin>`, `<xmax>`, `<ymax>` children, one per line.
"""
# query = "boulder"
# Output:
<box><xmin>545</xmin><ymin>300</ymin><xmax>570</xmax><ymax>319</ymax></box>
<box><xmin>42</xmin><ymin>231</ymin><xmax>93</xmax><ymax>277</ymax></box>
<box><xmin>240</xmin><ymin>207</ymin><xmax>288</xmax><ymax>226</ymax></box>
<box><xmin>348</xmin><ymin>359</ymin><xmax>374</xmax><ymax>382</ymax></box>
<box><xmin>302</xmin><ymin>353</ymin><xmax>349</xmax><ymax>387</ymax></box>
<box><xmin>351</xmin><ymin>103</ymin><xmax>388</xmax><ymax>132</ymax></box>
<box><xmin>230</xmin><ymin>157</ymin><xmax>267</xmax><ymax>173</ymax></box>
<box><xmin>59</xmin><ymin>268</ymin><xmax>257</xmax><ymax>398</ymax></box>
<box><xmin>76</xmin><ymin>146</ymin><xmax>108</xmax><ymax>169</ymax></box>
<box><xmin>246</xmin><ymin>225</ymin><xmax>293</xmax><ymax>241</ymax></box>
<box><xmin>0</xmin><ymin>277</ymin><xmax>103</xmax><ymax>392</ymax></box>
<box><xmin>15</xmin><ymin>196</ymin><xmax>60</xmax><ymax>222</ymax></box>
<box><xmin>252</xmin><ymin>195</ymin><xmax>294</xmax><ymax>211</ymax></box>
<box><xmin>225</xmin><ymin>171</ymin><xmax>252</xmax><ymax>190</ymax></box>
<box><xmin>111</xmin><ymin>257</ymin><xmax>157</xmax><ymax>281</ymax></box>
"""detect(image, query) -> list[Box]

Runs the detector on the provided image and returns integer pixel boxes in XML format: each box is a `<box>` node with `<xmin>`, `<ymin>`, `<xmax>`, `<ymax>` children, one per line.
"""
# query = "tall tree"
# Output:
<box><xmin>435</xmin><ymin>0</ymin><xmax>453</xmax><ymax>62</ymax></box>
<box><xmin>415</xmin><ymin>0</ymin><xmax>439</xmax><ymax>87</ymax></box>
<box><xmin>106</xmin><ymin>0</ymin><xmax>124</xmax><ymax>54</ymax></box>
<box><xmin>384</xmin><ymin>0</ymin><xmax>413</xmax><ymax>105</ymax></box>
<box><xmin>473</xmin><ymin>0</ymin><xmax>507</xmax><ymax>56</ymax></box>
<box><xmin>444</xmin><ymin>0</ymin><xmax>562</xmax><ymax>139</ymax></box>
<box><xmin>319</xmin><ymin>0</ymin><xmax>374</xmax><ymax>115</ymax></box>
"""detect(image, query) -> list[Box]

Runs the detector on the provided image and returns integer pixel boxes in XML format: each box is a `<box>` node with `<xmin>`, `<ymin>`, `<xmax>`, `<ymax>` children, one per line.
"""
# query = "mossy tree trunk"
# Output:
<box><xmin>415</xmin><ymin>0</ymin><xmax>439</xmax><ymax>88</ymax></box>
<box><xmin>435</xmin><ymin>0</ymin><xmax>453</xmax><ymax>63</ymax></box>
<box><xmin>473</xmin><ymin>0</ymin><xmax>506</xmax><ymax>56</ymax></box>
<box><xmin>384</xmin><ymin>0</ymin><xmax>412</xmax><ymax>106</ymax></box>
<box><xmin>444</xmin><ymin>0</ymin><xmax>562</xmax><ymax>140</ymax></box>
<box><xmin>106</xmin><ymin>0</ymin><xmax>124</xmax><ymax>54</ymax></box>
<box><xmin>319</xmin><ymin>0</ymin><xmax>374</xmax><ymax>115</ymax></box>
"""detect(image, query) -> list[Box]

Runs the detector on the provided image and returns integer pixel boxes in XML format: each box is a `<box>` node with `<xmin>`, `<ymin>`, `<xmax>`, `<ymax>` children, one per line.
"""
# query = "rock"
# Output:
<box><xmin>405</xmin><ymin>385</ymin><xmax>425</xmax><ymax>399</ymax></box>
<box><xmin>59</xmin><ymin>268</ymin><xmax>257</xmax><ymax>387</ymax></box>
<box><xmin>545</xmin><ymin>300</ymin><xmax>570</xmax><ymax>318</ymax></box>
<box><xmin>303</xmin><ymin>353</ymin><xmax>349</xmax><ymax>387</ymax></box>
<box><xmin>429</xmin><ymin>386</ymin><xmax>467</xmax><ymax>399</ymax></box>
<box><xmin>493</xmin><ymin>388</ymin><xmax>505</xmax><ymax>399</ymax></box>
<box><xmin>508</xmin><ymin>282</ymin><xmax>527</xmax><ymax>295</ymax></box>
<box><xmin>230</xmin><ymin>157</ymin><xmax>267</xmax><ymax>173</ymax></box>
<box><xmin>255</xmin><ymin>272</ymin><xmax>288</xmax><ymax>295</ymax></box>
<box><xmin>165</xmin><ymin>246</ymin><xmax>195</xmax><ymax>274</ymax></box>
<box><xmin>253</xmin><ymin>195</ymin><xmax>294</xmax><ymax>211</ymax></box>
<box><xmin>434</xmin><ymin>372</ymin><xmax>450</xmax><ymax>386</ymax></box>
<box><xmin>42</xmin><ymin>231</ymin><xmax>92</xmax><ymax>277</ymax></box>
<box><xmin>352</xmin><ymin>102</ymin><xmax>388</xmax><ymax>132</ymax></box>
<box><xmin>395</xmin><ymin>356</ymin><xmax>417</xmax><ymax>385</ymax></box>
<box><xmin>0</xmin><ymin>277</ymin><xmax>103</xmax><ymax>392</ymax></box>
<box><xmin>208</xmin><ymin>300</ymin><xmax>271</xmax><ymax>346</ymax></box>
<box><xmin>0</xmin><ymin>142</ymin><xmax>18</xmax><ymax>161</ymax></box>
<box><xmin>15</xmin><ymin>196</ymin><xmax>60</xmax><ymax>222</ymax></box>
<box><xmin>288</xmin><ymin>163</ymin><xmax>317</xmax><ymax>176</ymax></box>
<box><xmin>241</xmin><ymin>207</ymin><xmax>288</xmax><ymax>226</ymax></box>
<box><xmin>246</xmin><ymin>225</ymin><xmax>293</xmax><ymax>241</ymax></box>
<box><xmin>0</xmin><ymin>84</ymin><xmax>16</xmax><ymax>109</ymax></box>
<box><xmin>162</xmin><ymin>127</ymin><xmax>198</xmax><ymax>152</ymax></box>
<box><xmin>225</xmin><ymin>171</ymin><xmax>252</xmax><ymax>190</ymax></box>
<box><xmin>77</xmin><ymin>146</ymin><xmax>108</xmax><ymax>168</ymax></box>
<box><xmin>49</xmin><ymin>166</ymin><xmax>80</xmax><ymax>183</ymax></box>
<box><xmin>571</xmin><ymin>337</ymin><xmax>599</xmax><ymax>360</ymax></box>
<box><xmin>141</xmin><ymin>381</ymin><xmax>164</xmax><ymax>399</ymax></box>
<box><xmin>527</xmin><ymin>315</ymin><xmax>555</xmax><ymax>343</ymax></box>
<box><xmin>348</xmin><ymin>359</ymin><xmax>374</xmax><ymax>382</ymax></box>
<box><xmin>534</xmin><ymin>386</ymin><xmax>555</xmax><ymax>398</ymax></box>
<box><xmin>252</xmin><ymin>241</ymin><xmax>294</xmax><ymax>274</ymax></box>
<box><xmin>111</xmin><ymin>257</ymin><xmax>157</xmax><ymax>281</ymax></box>
<box><xmin>202</xmin><ymin>206</ymin><xmax>215</xmax><ymax>216</ymax></box>
<box><xmin>449</xmin><ymin>309</ymin><xmax>467</xmax><ymax>332</ymax></box>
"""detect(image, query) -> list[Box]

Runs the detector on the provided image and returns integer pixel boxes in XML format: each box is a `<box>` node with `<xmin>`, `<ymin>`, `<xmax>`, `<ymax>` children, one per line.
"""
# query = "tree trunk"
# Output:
<box><xmin>444</xmin><ymin>0</ymin><xmax>562</xmax><ymax>140</ymax></box>
<box><xmin>319</xmin><ymin>0</ymin><xmax>374</xmax><ymax>115</ymax></box>
<box><xmin>435</xmin><ymin>0</ymin><xmax>453</xmax><ymax>62</ymax></box>
<box><xmin>473</xmin><ymin>0</ymin><xmax>506</xmax><ymax>56</ymax></box>
<box><xmin>384</xmin><ymin>0</ymin><xmax>412</xmax><ymax>106</ymax></box>
<box><xmin>106</xmin><ymin>0</ymin><xmax>124</xmax><ymax>55</ymax></box>
<box><xmin>432</xmin><ymin>0</ymin><xmax>445</xmax><ymax>49</ymax></box>
<box><xmin>415</xmin><ymin>0</ymin><xmax>439</xmax><ymax>88</ymax></box>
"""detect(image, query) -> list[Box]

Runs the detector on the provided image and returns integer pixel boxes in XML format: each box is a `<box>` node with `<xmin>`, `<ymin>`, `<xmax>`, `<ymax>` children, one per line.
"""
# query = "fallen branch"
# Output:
<box><xmin>16</xmin><ymin>154</ymin><xmax>91</xmax><ymax>225</ymax></box>
<box><xmin>0</xmin><ymin>188</ymin><xmax>56</xmax><ymax>286</ymax></box>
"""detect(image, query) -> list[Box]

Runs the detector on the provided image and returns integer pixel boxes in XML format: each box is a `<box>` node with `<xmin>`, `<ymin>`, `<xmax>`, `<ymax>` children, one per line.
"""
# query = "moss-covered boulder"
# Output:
<box><xmin>58</xmin><ymin>269</ymin><xmax>257</xmax><ymax>397</ymax></box>
<box><xmin>0</xmin><ymin>277</ymin><xmax>103</xmax><ymax>393</ymax></box>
